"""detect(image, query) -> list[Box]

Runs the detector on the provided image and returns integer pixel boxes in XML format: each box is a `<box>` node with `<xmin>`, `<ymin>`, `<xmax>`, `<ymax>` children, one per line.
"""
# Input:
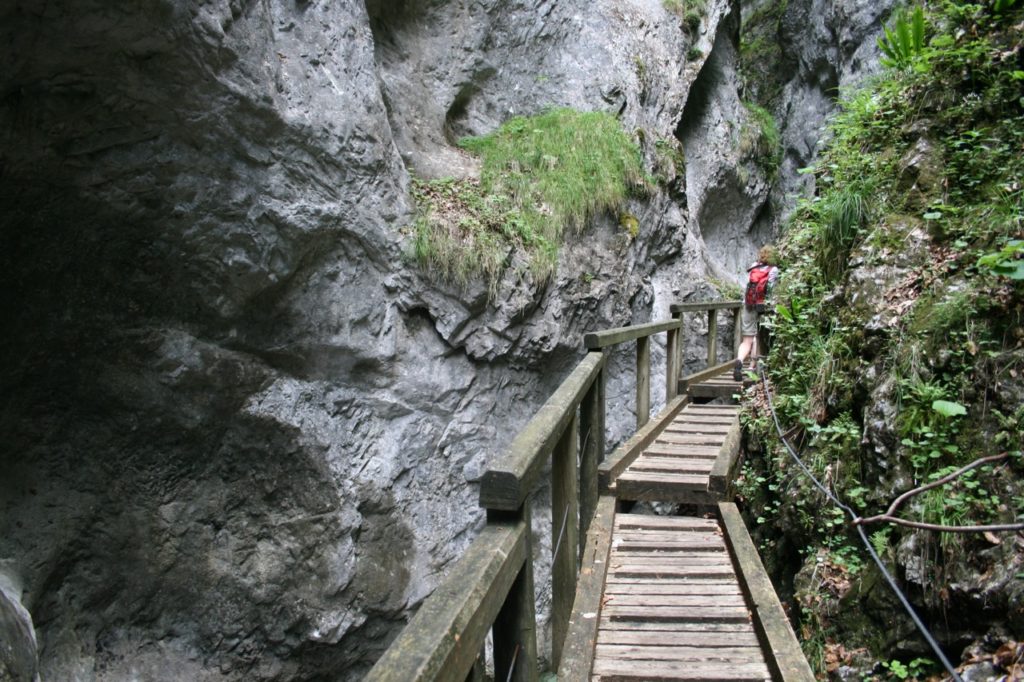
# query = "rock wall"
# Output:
<box><xmin>0</xmin><ymin>0</ymin><xmax>791</xmax><ymax>679</ymax></box>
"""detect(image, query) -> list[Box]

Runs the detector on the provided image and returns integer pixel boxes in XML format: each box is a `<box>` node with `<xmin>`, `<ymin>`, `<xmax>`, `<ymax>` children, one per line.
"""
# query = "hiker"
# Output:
<box><xmin>734</xmin><ymin>245</ymin><xmax>779</xmax><ymax>381</ymax></box>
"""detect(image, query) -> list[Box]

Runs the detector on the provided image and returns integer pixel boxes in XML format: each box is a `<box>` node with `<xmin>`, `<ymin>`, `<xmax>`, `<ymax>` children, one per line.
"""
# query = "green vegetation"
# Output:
<box><xmin>741</xmin><ymin>0</ymin><xmax>1024</xmax><ymax>675</ymax></box>
<box><xmin>663</xmin><ymin>0</ymin><xmax>706</xmax><ymax>33</ymax></box>
<box><xmin>738</xmin><ymin>0</ymin><xmax>789</xmax><ymax>108</ymax></box>
<box><xmin>877</xmin><ymin>5</ymin><xmax>927</xmax><ymax>69</ymax></box>
<box><xmin>410</xmin><ymin>108</ymin><xmax>648</xmax><ymax>291</ymax></box>
<box><xmin>739</xmin><ymin>101</ymin><xmax>782</xmax><ymax>179</ymax></box>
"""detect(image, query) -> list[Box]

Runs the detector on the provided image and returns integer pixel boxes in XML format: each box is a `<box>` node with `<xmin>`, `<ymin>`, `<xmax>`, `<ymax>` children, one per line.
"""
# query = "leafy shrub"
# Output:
<box><xmin>877</xmin><ymin>5</ymin><xmax>926</xmax><ymax>69</ymax></box>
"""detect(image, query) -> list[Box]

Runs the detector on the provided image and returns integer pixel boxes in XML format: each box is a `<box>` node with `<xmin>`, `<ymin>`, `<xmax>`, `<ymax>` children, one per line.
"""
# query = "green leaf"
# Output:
<box><xmin>923</xmin><ymin>211</ymin><xmax>942</xmax><ymax>220</ymax></box>
<box><xmin>932</xmin><ymin>400</ymin><xmax>967</xmax><ymax>417</ymax></box>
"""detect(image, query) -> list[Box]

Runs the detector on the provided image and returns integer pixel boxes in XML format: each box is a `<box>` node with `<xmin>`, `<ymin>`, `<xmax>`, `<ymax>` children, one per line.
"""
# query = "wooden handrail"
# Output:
<box><xmin>479</xmin><ymin>351</ymin><xmax>606</xmax><ymax>511</ymax></box>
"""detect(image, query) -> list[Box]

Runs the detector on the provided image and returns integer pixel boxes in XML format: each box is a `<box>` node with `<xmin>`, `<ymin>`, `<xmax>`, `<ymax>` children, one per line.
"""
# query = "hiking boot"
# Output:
<box><xmin>732</xmin><ymin>359</ymin><xmax>743</xmax><ymax>382</ymax></box>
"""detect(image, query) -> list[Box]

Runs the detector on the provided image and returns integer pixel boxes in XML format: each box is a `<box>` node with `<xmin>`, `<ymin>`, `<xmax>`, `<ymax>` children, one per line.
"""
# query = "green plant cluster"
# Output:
<box><xmin>410</xmin><ymin>108</ymin><xmax>649</xmax><ymax>291</ymax></box>
<box><xmin>739</xmin><ymin>100</ymin><xmax>783</xmax><ymax>179</ymax></box>
<box><xmin>663</xmin><ymin>0</ymin><xmax>707</xmax><ymax>34</ymax></box>
<box><xmin>740</xmin><ymin>0</ymin><xmax>1024</xmax><ymax>675</ymax></box>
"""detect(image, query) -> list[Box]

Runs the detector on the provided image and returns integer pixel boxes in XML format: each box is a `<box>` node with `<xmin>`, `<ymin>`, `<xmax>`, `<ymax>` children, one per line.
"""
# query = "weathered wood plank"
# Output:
<box><xmin>480</xmin><ymin>351</ymin><xmax>605</xmax><ymax>511</ymax></box>
<box><xmin>643</xmin><ymin>445</ymin><xmax>720</xmax><ymax>457</ymax></box>
<box><xmin>607</xmin><ymin>566</ymin><xmax>738</xmax><ymax>580</ymax></box>
<box><xmin>666</xmin><ymin>326</ymin><xmax>680</xmax><ymax>402</ymax></box>
<box><xmin>670</xmin><ymin>300</ymin><xmax>743</xmax><ymax>313</ymax></box>
<box><xmin>596</xmin><ymin>644</ymin><xmax>764</xmax><ymax>661</ymax></box>
<box><xmin>598</xmin><ymin>396</ymin><xmax>689</xmax><ymax>492</ymax></box>
<box><xmin>626</xmin><ymin>458</ymin><xmax>715</xmax><ymax>473</ymax></box>
<box><xmin>596</xmin><ymin>630</ymin><xmax>759</xmax><ymax>647</ymax></box>
<box><xmin>557</xmin><ymin>495</ymin><xmax>616</xmax><ymax>681</ymax></box>
<box><xmin>602</xmin><ymin>583</ymin><xmax>743</xmax><ymax>596</ymax></box>
<box><xmin>592</xmin><ymin>659</ymin><xmax>771</xmax><ymax>681</ymax></box>
<box><xmin>656</xmin><ymin>433</ymin><xmax>726</xmax><ymax>445</ymax></box>
<box><xmin>365</xmin><ymin>522</ymin><xmax>527</xmax><ymax>682</ymax></box>
<box><xmin>614</xmin><ymin>514</ymin><xmax>719</xmax><ymax>529</ymax></box>
<box><xmin>584</xmin><ymin>319</ymin><xmax>683</xmax><ymax>349</ymax></box>
<box><xmin>664</xmin><ymin>423</ymin><xmax>733</xmax><ymax>434</ymax></box>
<box><xmin>597</xmin><ymin>620</ymin><xmax>752</xmax><ymax>632</ymax></box>
<box><xmin>602</xmin><ymin>594</ymin><xmax>747</xmax><ymax>608</ymax></box>
<box><xmin>602</xmin><ymin>604</ymin><xmax>751</xmax><ymax>621</ymax></box>
<box><xmin>719</xmin><ymin>502</ymin><xmax>816</xmax><ymax>682</ymax></box>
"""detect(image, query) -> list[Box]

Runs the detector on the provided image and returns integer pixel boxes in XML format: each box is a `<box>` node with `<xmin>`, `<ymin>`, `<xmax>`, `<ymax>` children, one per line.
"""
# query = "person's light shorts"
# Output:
<box><xmin>741</xmin><ymin>305</ymin><xmax>759</xmax><ymax>336</ymax></box>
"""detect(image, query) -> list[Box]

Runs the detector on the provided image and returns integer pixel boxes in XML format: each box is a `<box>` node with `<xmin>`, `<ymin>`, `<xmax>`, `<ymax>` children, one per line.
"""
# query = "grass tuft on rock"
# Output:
<box><xmin>410</xmin><ymin>108</ymin><xmax>648</xmax><ymax>291</ymax></box>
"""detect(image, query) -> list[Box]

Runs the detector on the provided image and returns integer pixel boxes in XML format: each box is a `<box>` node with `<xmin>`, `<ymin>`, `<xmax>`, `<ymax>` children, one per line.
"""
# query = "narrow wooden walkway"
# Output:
<box><xmin>565</xmin><ymin>364</ymin><xmax>813</xmax><ymax>682</ymax></box>
<box><xmin>592</xmin><ymin>513</ymin><xmax>771</xmax><ymax>681</ymax></box>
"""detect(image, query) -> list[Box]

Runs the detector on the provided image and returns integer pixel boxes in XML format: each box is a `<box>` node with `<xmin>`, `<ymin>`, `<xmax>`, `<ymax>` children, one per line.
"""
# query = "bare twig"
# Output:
<box><xmin>854</xmin><ymin>453</ymin><xmax>1024</xmax><ymax>533</ymax></box>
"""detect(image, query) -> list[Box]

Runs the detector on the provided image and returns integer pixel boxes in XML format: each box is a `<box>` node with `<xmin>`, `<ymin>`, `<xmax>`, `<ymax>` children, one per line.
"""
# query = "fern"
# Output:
<box><xmin>877</xmin><ymin>6</ymin><xmax>926</xmax><ymax>69</ymax></box>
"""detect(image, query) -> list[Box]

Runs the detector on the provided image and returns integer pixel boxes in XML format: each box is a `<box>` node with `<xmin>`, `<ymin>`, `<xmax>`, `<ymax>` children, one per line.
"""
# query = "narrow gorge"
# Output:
<box><xmin>9</xmin><ymin>0</ymin><xmax>1019</xmax><ymax>681</ymax></box>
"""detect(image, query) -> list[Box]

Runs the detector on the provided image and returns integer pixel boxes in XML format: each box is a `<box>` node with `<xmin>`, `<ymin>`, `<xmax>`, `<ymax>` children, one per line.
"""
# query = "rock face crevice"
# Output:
<box><xmin>0</xmin><ymin>0</ymin><xmax>889</xmax><ymax>679</ymax></box>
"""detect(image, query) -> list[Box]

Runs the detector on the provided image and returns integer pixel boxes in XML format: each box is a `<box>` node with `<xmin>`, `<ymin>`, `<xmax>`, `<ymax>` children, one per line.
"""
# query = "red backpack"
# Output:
<box><xmin>745</xmin><ymin>264</ymin><xmax>772</xmax><ymax>311</ymax></box>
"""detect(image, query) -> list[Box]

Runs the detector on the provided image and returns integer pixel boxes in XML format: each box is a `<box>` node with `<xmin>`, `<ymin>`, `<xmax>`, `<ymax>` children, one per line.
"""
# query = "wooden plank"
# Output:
<box><xmin>597</xmin><ymin>630</ymin><xmax>759</xmax><ymax>647</ymax></box>
<box><xmin>365</xmin><ymin>522</ymin><xmax>527</xmax><ymax>682</ymax></box>
<box><xmin>644</xmin><ymin>445</ymin><xmax>720</xmax><ymax>458</ymax></box>
<box><xmin>599</xmin><ymin>396</ymin><xmax>689</xmax><ymax>492</ymax></box>
<box><xmin>597</xmin><ymin>620</ymin><xmax>752</xmax><ymax>632</ymax></box>
<box><xmin>602</xmin><ymin>594</ymin><xmax>747</xmax><ymax>608</ymax></box>
<box><xmin>637</xmin><ymin>336</ymin><xmax>650</xmax><ymax>429</ymax></box>
<box><xmin>670</xmin><ymin>300</ymin><xmax>743</xmax><ymax>313</ymax></box>
<box><xmin>480</xmin><ymin>352</ymin><xmax>605</xmax><ymax>511</ymax></box>
<box><xmin>614</xmin><ymin>514</ymin><xmax>718</xmax><ymax>529</ymax></box>
<box><xmin>592</xmin><ymin>659</ymin><xmax>770</xmax><ymax>681</ymax></box>
<box><xmin>601</xmin><ymin>604</ymin><xmax>751</xmax><ymax>621</ymax></box>
<box><xmin>585</xmin><ymin>319</ymin><xmax>683</xmax><ymax>349</ymax></box>
<box><xmin>708</xmin><ymin>418</ymin><xmax>742</xmax><ymax>496</ymax></box>
<box><xmin>672</xmin><ymin>415</ymin><xmax>738</xmax><ymax>424</ymax></box>
<box><xmin>491</xmin><ymin>509</ymin><xmax>537</xmax><ymax>682</ymax></box>
<box><xmin>666</xmin><ymin>326</ymin><xmax>680</xmax><ymax>402</ymax></box>
<box><xmin>607</xmin><ymin>567</ymin><xmax>737</xmax><ymax>580</ymax></box>
<box><xmin>719</xmin><ymin>503</ymin><xmax>816</xmax><ymax>682</ymax></box>
<box><xmin>625</xmin><ymin>459</ymin><xmax>714</xmax><ymax>474</ymax></box>
<box><xmin>551</xmin><ymin>411</ymin><xmax>578</xmax><ymax>668</ymax></box>
<box><xmin>596</xmin><ymin>644</ymin><xmax>764</xmax><ymax>661</ymax></box>
<box><xmin>557</xmin><ymin>495</ymin><xmax>616</xmax><ymax>681</ymax></box>
<box><xmin>656</xmin><ymin>433</ymin><xmax>726</xmax><ymax>445</ymax></box>
<box><xmin>603</xmin><ymin>583</ymin><xmax>742</xmax><ymax>596</ymax></box>
<box><xmin>664</xmin><ymin>423</ymin><xmax>733</xmax><ymax>434</ymax></box>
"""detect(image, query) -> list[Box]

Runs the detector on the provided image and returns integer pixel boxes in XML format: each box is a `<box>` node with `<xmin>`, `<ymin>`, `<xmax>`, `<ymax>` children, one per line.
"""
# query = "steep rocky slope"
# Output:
<box><xmin>0</xmin><ymin>0</ymin><xmax>891</xmax><ymax>679</ymax></box>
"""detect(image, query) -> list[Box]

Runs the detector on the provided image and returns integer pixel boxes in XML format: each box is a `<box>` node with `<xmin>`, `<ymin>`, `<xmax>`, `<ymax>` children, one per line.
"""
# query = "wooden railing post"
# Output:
<box><xmin>636</xmin><ymin>336</ymin><xmax>650</xmax><ymax>429</ymax></box>
<box><xmin>707</xmin><ymin>309</ymin><xmax>718</xmax><ymax>366</ymax></box>
<box><xmin>551</xmin><ymin>411</ymin><xmax>580</xmax><ymax>669</ymax></box>
<box><xmin>733</xmin><ymin>307</ymin><xmax>742</xmax><ymax>358</ymax></box>
<box><xmin>579</xmin><ymin>358</ymin><xmax>605</xmax><ymax>543</ymax></box>
<box><xmin>666</xmin><ymin>323</ymin><xmax>679</xmax><ymax>403</ymax></box>
<box><xmin>492</xmin><ymin>508</ymin><xmax>537</xmax><ymax>682</ymax></box>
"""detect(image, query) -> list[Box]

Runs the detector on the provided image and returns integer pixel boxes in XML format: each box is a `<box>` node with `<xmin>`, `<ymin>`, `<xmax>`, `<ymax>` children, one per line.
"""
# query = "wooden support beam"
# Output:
<box><xmin>665</xmin><ymin>326</ymin><xmax>679</xmax><ymax>403</ymax></box>
<box><xmin>365</xmin><ymin>521</ymin><xmax>529</xmax><ymax>682</ymax></box>
<box><xmin>579</xmin><ymin>365</ymin><xmax>605</xmax><ymax>543</ymax></box>
<box><xmin>551</xmin><ymin>411</ymin><xmax>579</xmax><ymax>668</ymax></box>
<box><xmin>557</xmin><ymin>495</ymin><xmax>617</xmax><ymax>680</ymax></box>
<box><xmin>634</xmin><ymin>333</ymin><xmax>651</xmax><ymax>425</ymax></box>
<box><xmin>480</xmin><ymin>352</ymin><xmax>606</xmax><ymax>511</ymax></box>
<box><xmin>707</xmin><ymin>309</ymin><xmax>718</xmax><ymax>366</ymax></box>
<box><xmin>733</xmin><ymin>307</ymin><xmax>743</xmax><ymax>357</ymax></box>
<box><xmin>492</xmin><ymin>509</ymin><xmax>538</xmax><ymax>682</ymax></box>
<box><xmin>719</xmin><ymin>503</ymin><xmax>816</xmax><ymax>682</ymax></box>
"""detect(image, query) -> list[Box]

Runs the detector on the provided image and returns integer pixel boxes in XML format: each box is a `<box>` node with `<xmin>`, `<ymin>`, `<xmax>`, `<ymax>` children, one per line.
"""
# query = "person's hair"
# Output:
<box><xmin>758</xmin><ymin>245</ymin><xmax>778</xmax><ymax>265</ymax></box>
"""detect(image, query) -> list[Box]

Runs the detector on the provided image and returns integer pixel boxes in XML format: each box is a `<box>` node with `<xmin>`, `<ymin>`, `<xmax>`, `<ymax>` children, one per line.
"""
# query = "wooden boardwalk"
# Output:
<box><xmin>592</xmin><ymin>514</ymin><xmax>771</xmax><ymax>681</ymax></box>
<box><xmin>565</xmin><ymin>364</ymin><xmax>813</xmax><ymax>682</ymax></box>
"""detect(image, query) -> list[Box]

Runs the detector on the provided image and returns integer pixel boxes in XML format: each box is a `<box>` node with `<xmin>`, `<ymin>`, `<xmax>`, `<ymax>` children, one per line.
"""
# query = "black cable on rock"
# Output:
<box><xmin>756</xmin><ymin>363</ymin><xmax>964</xmax><ymax>682</ymax></box>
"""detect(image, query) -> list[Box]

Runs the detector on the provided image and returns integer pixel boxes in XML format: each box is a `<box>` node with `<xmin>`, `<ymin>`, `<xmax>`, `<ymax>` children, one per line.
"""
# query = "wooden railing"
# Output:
<box><xmin>365</xmin><ymin>300</ymin><xmax>741</xmax><ymax>681</ymax></box>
